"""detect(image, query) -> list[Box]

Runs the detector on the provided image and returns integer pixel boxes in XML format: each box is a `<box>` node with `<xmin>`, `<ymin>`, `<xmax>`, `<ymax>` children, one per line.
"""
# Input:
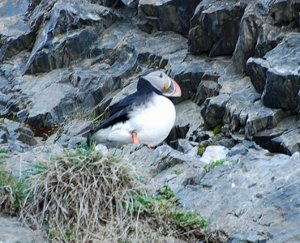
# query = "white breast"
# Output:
<box><xmin>127</xmin><ymin>93</ymin><xmax>176</xmax><ymax>146</ymax></box>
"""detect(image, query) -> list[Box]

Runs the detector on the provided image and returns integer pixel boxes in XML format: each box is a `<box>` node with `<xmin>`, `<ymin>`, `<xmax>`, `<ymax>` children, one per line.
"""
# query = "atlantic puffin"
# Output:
<box><xmin>92</xmin><ymin>70</ymin><xmax>182</xmax><ymax>147</ymax></box>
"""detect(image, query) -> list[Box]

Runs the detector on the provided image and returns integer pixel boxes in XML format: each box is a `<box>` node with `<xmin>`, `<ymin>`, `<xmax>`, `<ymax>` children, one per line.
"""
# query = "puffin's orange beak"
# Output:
<box><xmin>164</xmin><ymin>79</ymin><xmax>182</xmax><ymax>97</ymax></box>
<box><xmin>171</xmin><ymin>80</ymin><xmax>182</xmax><ymax>97</ymax></box>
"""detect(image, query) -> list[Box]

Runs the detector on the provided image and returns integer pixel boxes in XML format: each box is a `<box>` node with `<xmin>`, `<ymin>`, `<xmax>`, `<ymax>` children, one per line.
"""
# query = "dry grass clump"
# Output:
<box><xmin>21</xmin><ymin>147</ymin><xmax>141</xmax><ymax>242</ymax></box>
<box><xmin>14</xmin><ymin>145</ymin><xmax>226</xmax><ymax>242</ymax></box>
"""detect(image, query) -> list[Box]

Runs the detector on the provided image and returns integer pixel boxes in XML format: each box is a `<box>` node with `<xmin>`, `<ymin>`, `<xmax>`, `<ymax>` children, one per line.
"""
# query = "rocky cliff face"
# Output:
<box><xmin>0</xmin><ymin>0</ymin><xmax>300</xmax><ymax>242</ymax></box>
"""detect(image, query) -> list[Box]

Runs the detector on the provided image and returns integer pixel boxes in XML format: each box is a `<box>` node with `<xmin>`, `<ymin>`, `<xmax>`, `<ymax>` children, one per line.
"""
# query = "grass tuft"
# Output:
<box><xmin>22</xmin><ymin>148</ymin><xmax>138</xmax><ymax>242</ymax></box>
<box><xmin>204</xmin><ymin>159</ymin><xmax>226</xmax><ymax>172</ymax></box>
<box><xmin>0</xmin><ymin>171</ymin><xmax>29</xmax><ymax>215</ymax></box>
<box><xmin>0</xmin><ymin>144</ymin><xmax>227</xmax><ymax>242</ymax></box>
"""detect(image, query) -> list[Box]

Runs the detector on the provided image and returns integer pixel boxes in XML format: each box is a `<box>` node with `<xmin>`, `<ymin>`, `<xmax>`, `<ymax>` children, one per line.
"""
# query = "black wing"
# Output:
<box><xmin>108</xmin><ymin>77</ymin><xmax>161</xmax><ymax>115</ymax></box>
<box><xmin>93</xmin><ymin>77</ymin><xmax>161</xmax><ymax>131</ymax></box>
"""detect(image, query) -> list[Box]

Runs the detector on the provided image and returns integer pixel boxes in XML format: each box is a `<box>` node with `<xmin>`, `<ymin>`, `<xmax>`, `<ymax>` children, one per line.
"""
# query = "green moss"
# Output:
<box><xmin>212</xmin><ymin>124</ymin><xmax>222</xmax><ymax>135</ymax></box>
<box><xmin>197</xmin><ymin>145</ymin><xmax>206</xmax><ymax>156</ymax></box>
<box><xmin>173</xmin><ymin>169</ymin><xmax>183</xmax><ymax>175</ymax></box>
<box><xmin>204</xmin><ymin>159</ymin><xmax>226</xmax><ymax>172</ymax></box>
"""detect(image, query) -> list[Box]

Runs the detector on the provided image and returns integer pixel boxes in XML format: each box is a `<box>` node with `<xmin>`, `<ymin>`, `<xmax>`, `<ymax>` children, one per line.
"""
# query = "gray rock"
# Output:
<box><xmin>244</xmin><ymin>100</ymin><xmax>286</xmax><ymax>137</ymax></box>
<box><xmin>0</xmin><ymin>0</ymin><xmax>34</xmax><ymax>62</ymax></box>
<box><xmin>63</xmin><ymin>119</ymin><xmax>92</xmax><ymax>138</ymax></box>
<box><xmin>246</xmin><ymin>57</ymin><xmax>268</xmax><ymax>93</ymax></box>
<box><xmin>118</xmin><ymin>144</ymin><xmax>201</xmax><ymax>182</ymax></box>
<box><xmin>138</xmin><ymin>0</ymin><xmax>201</xmax><ymax>34</ymax></box>
<box><xmin>167</xmin><ymin>100</ymin><xmax>204</xmax><ymax>142</ymax></box>
<box><xmin>0</xmin><ymin>216</ymin><xmax>46</xmax><ymax>243</ymax></box>
<box><xmin>170</xmin><ymin>62</ymin><xmax>204</xmax><ymax>102</ymax></box>
<box><xmin>227</xmin><ymin>143</ymin><xmax>248</xmax><ymax>157</ymax></box>
<box><xmin>15</xmin><ymin>127</ymin><xmax>37</xmax><ymax>146</ymax></box>
<box><xmin>0</xmin><ymin>130</ymin><xmax>8</xmax><ymax>144</ymax></box>
<box><xmin>175</xmin><ymin>100</ymin><xmax>204</xmax><ymax>134</ymax></box>
<box><xmin>0</xmin><ymin>119</ymin><xmax>38</xmax><ymax>151</ymax></box>
<box><xmin>232</xmin><ymin>1</ymin><xmax>267</xmax><ymax>72</ymax></box>
<box><xmin>3</xmin><ymin>143</ymin><xmax>65</xmax><ymax>178</ymax></box>
<box><xmin>67</xmin><ymin>136</ymin><xmax>88</xmax><ymax>149</ymax></box>
<box><xmin>200</xmin><ymin>145</ymin><xmax>229</xmax><ymax>164</ymax></box>
<box><xmin>219</xmin><ymin>76</ymin><xmax>286</xmax><ymax>137</ymax></box>
<box><xmin>171</xmin><ymin>139</ymin><xmax>195</xmax><ymax>154</ymax></box>
<box><xmin>172</xmin><ymin>149</ymin><xmax>300</xmax><ymax>242</ymax></box>
<box><xmin>91</xmin><ymin>0</ymin><xmax>121</xmax><ymax>7</ymax></box>
<box><xmin>194</xmin><ymin>80</ymin><xmax>221</xmax><ymax>106</ymax></box>
<box><xmin>26</xmin><ymin>82</ymin><xmax>77</xmax><ymax>128</ymax></box>
<box><xmin>121</xmin><ymin>0</ymin><xmax>138</xmax><ymax>8</ymax></box>
<box><xmin>169</xmin><ymin>56</ymin><xmax>231</xmax><ymax>104</ymax></box>
<box><xmin>268</xmin><ymin>0</ymin><xmax>300</xmax><ymax>25</ymax></box>
<box><xmin>253</xmin><ymin>116</ymin><xmax>300</xmax><ymax>155</ymax></box>
<box><xmin>24</xmin><ymin>1</ymin><xmax>119</xmax><ymax>74</ymax></box>
<box><xmin>0</xmin><ymin>91</ymin><xmax>10</xmax><ymax>116</ymax></box>
<box><xmin>247</xmin><ymin>33</ymin><xmax>300</xmax><ymax>110</ymax></box>
<box><xmin>255</xmin><ymin>23</ymin><xmax>282</xmax><ymax>57</ymax></box>
<box><xmin>242</xmin><ymin>139</ymin><xmax>260</xmax><ymax>149</ymax></box>
<box><xmin>189</xmin><ymin>0</ymin><xmax>246</xmax><ymax>56</ymax></box>
<box><xmin>218</xmin><ymin>138</ymin><xmax>236</xmax><ymax>149</ymax></box>
<box><xmin>233</xmin><ymin>0</ymin><xmax>299</xmax><ymax>72</ymax></box>
<box><xmin>192</xmin><ymin>130</ymin><xmax>210</xmax><ymax>143</ymax></box>
<box><xmin>201</xmin><ymin>94</ymin><xmax>230</xmax><ymax>129</ymax></box>
<box><xmin>195</xmin><ymin>70</ymin><xmax>288</xmax><ymax>141</ymax></box>
<box><xmin>153</xmin><ymin>145</ymin><xmax>194</xmax><ymax>173</ymax></box>
<box><xmin>199</xmin><ymin>140</ymin><xmax>210</xmax><ymax>147</ymax></box>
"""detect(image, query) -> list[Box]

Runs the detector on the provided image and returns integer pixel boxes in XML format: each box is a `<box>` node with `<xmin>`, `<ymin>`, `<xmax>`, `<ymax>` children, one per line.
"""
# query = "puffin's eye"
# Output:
<box><xmin>159</xmin><ymin>73</ymin><xmax>163</xmax><ymax>78</ymax></box>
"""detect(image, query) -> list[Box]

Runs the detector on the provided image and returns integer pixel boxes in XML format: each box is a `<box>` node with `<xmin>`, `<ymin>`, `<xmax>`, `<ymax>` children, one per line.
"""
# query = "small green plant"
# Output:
<box><xmin>0</xmin><ymin>171</ymin><xmax>29</xmax><ymax>213</ymax></box>
<box><xmin>131</xmin><ymin>185</ymin><xmax>207</xmax><ymax>239</ymax></box>
<box><xmin>156</xmin><ymin>185</ymin><xmax>179</xmax><ymax>202</ymax></box>
<box><xmin>204</xmin><ymin>159</ymin><xmax>226</xmax><ymax>172</ymax></box>
<box><xmin>173</xmin><ymin>169</ymin><xmax>183</xmax><ymax>175</ymax></box>
<box><xmin>0</xmin><ymin>147</ymin><xmax>9</xmax><ymax>164</ymax></box>
<box><xmin>171</xmin><ymin>210</ymin><xmax>208</xmax><ymax>229</ymax></box>
<box><xmin>86</xmin><ymin>111</ymin><xmax>97</xmax><ymax>121</ymax></box>
<box><xmin>213</xmin><ymin>124</ymin><xmax>222</xmax><ymax>135</ymax></box>
<box><xmin>0</xmin><ymin>147</ymin><xmax>8</xmax><ymax>154</ymax></box>
<box><xmin>197</xmin><ymin>145</ymin><xmax>206</xmax><ymax>156</ymax></box>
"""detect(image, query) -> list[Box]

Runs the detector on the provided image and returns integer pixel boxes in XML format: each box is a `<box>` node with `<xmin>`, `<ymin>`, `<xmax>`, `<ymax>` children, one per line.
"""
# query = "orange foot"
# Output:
<box><xmin>131</xmin><ymin>131</ymin><xmax>140</xmax><ymax>144</ymax></box>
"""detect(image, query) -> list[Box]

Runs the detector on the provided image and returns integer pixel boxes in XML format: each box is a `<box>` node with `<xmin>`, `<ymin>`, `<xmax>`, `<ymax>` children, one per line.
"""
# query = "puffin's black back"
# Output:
<box><xmin>94</xmin><ymin>77</ymin><xmax>162</xmax><ymax>131</ymax></box>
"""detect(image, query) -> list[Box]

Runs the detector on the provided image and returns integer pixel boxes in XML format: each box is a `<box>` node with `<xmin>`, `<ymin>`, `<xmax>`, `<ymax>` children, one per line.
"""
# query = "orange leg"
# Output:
<box><xmin>131</xmin><ymin>131</ymin><xmax>140</xmax><ymax>144</ymax></box>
